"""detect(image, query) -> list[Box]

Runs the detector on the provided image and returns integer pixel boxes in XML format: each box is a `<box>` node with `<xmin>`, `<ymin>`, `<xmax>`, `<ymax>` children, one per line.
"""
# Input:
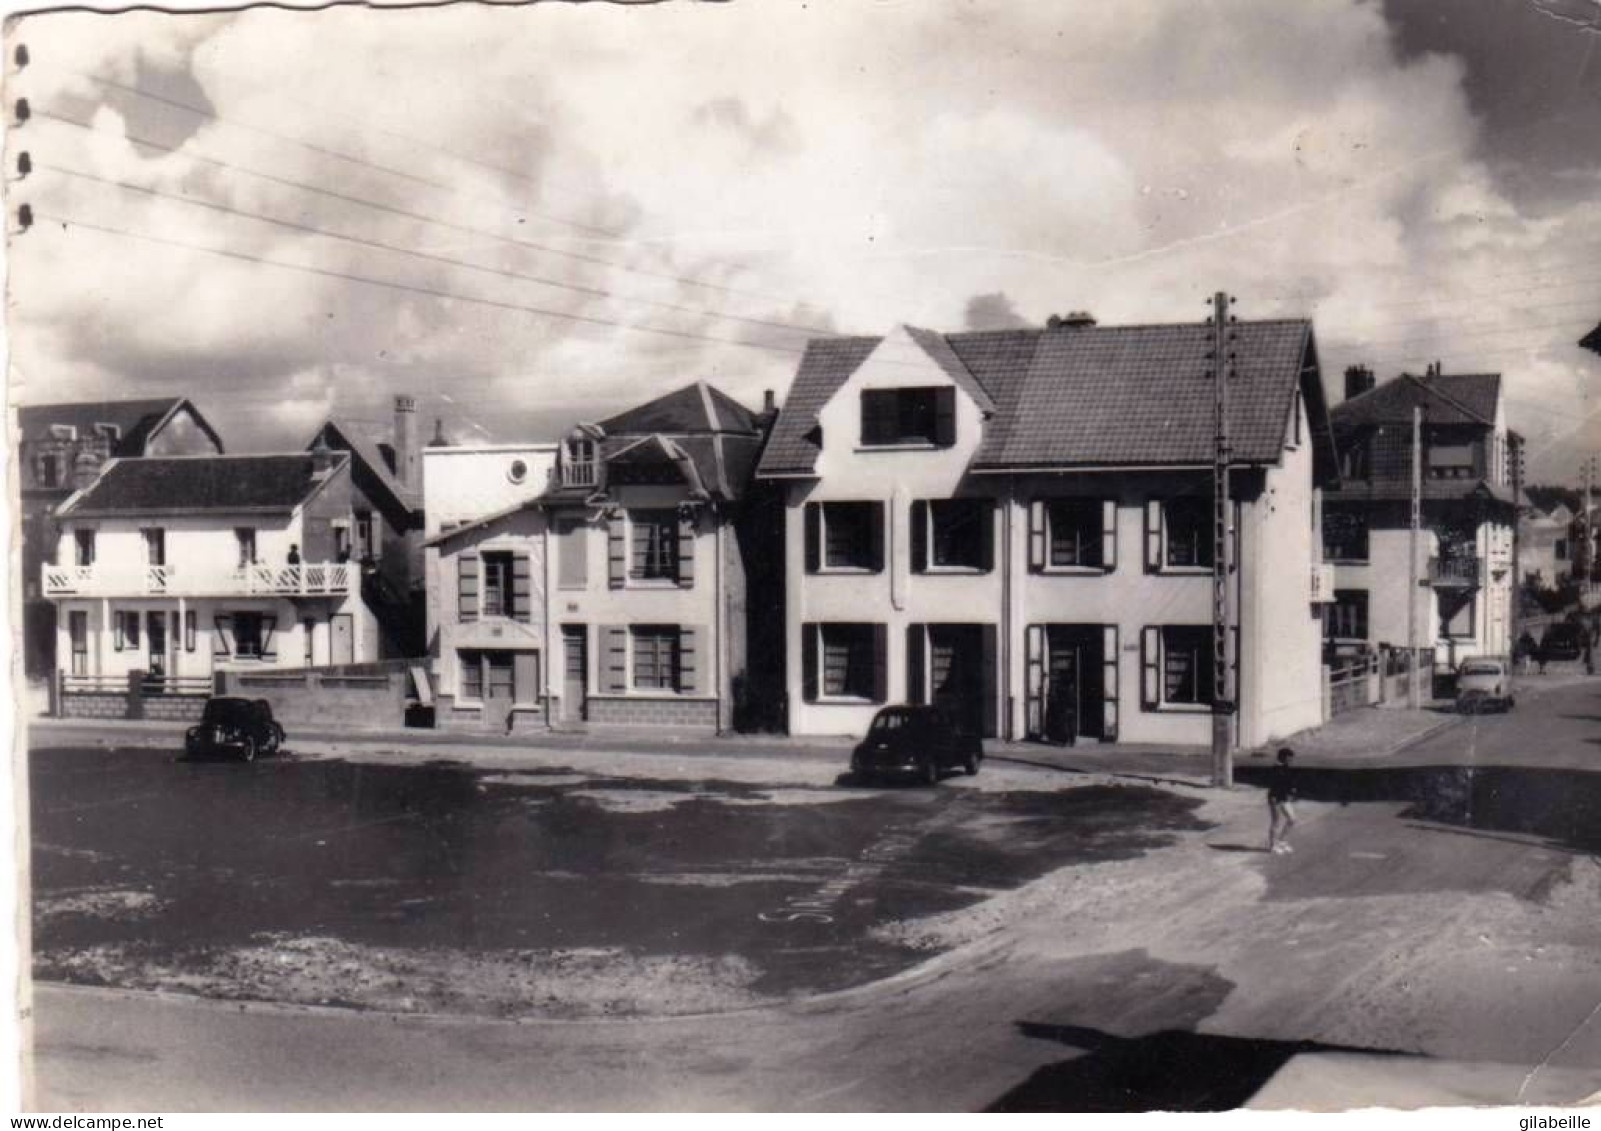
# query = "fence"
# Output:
<box><xmin>215</xmin><ymin>659</ymin><xmax>412</xmax><ymax>731</ymax></box>
<box><xmin>55</xmin><ymin>669</ymin><xmax>213</xmax><ymax>722</ymax></box>
<box><xmin>1324</xmin><ymin>647</ymin><xmax>1436</xmax><ymax>718</ymax></box>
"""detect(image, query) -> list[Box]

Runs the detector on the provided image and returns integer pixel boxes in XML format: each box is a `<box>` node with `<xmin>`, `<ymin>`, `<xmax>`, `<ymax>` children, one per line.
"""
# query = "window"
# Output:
<box><xmin>822</xmin><ymin>624</ymin><xmax>877</xmax><ymax>699</ymax></box>
<box><xmin>860</xmin><ymin>387</ymin><xmax>955</xmax><ymax>447</ymax></box>
<box><xmin>74</xmin><ymin>529</ymin><xmax>95</xmax><ymax>567</ymax></box>
<box><xmin>630</xmin><ymin>510</ymin><xmax>679</xmax><ymax>581</ymax></box>
<box><xmin>142</xmin><ymin>527</ymin><xmax>166</xmax><ymax>567</ymax></box>
<box><xmin>1325</xmin><ymin>590</ymin><xmax>1369</xmax><ymax>641</ymax></box>
<box><xmin>1429</xmin><ymin>443</ymin><xmax>1477</xmax><ymax>480</ymax></box>
<box><xmin>235</xmin><ymin>527</ymin><xmax>257</xmax><ymax>567</ymax></box>
<box><xmin>805</xmin><ymin>501</ymin><xmax>884</xmax><ymax>572</ymax></box>
<box><xmin>918</xmin><ymin>499</ymin><xmax>992</xmax><ymax>571</ymax></box>
<box><xmin>1163</xmin><ymin>498</ymin><xmax>1212</xmax><ymax>569</ymax></box>
<box><xmin>632</xmin><ymin>626</ymin><xmax>681</xmax><ymax>691</ymax></box>
<box><xmin>487</xmin><ymin>653</ymin><xmax>515</xmax><ymax>699</ymax></box>
<box><xmin>303</xmin><ymin>619</ymin><xmax>316</xmax><ymax>666</ymax></box>
<box><xmin>561</xmin><ymin>437</ymin><xmax>599</xmax><ymax>488</ymax></box>
<box><xmin>113</xmin><ymin>610</ymin><xmax>141</xmax><ymax>651</ymax></box>
<box><xmin>1159</xmin><ymin>626</ymin><xmax>1213</xmax><ymax>706</ymax></box>
<box><xmin>334</xmin><ymin>524</ymin><xmax>352</xmax><ymax>562</ymax></box>
<box><xmin>1047</xmin><ymin>500</ymin><xmax>1103</xmax><ymax>568</ymax></box>
<box><xmin>1322</xmin><ymin>505</ymin><xmax>1370</xmax><ymax>562</ymax></box>
<box><xmin>356</xmin><ymin>511</ymin><xmax>376</xmax><ymax>560</ymax></box>
<box><xmin>557</xmin><ymin>518</ymin><xmax>588</xmax><ymax>588</ymax></box>
<box><xmin>233</xmin><ymin>612</ymin><xmax>265</xmax><ymax>659</ymax></box>
<box><xmin>1340</xmin><ymin>438</ymin><xmax>1371</xmax><ymax>481</ymax></box>
<box><xmin>460</xmin><ymin>649</ymin><xmax>484</xmax><ymax>700</ymax></box>
<box><xmin>35</xmin><ymin>454</ymin><xmax>59</xmax><ymax>489</ymax></box>
<box><xmin>507</xmin><ymin>459</ymin><xmax>528</xmax><ymax>484</ymax></box>
<box><xmin>68</xmin><ymin>611</ymin><xmax>89</xmax><ymax>675</ymax></box>
<box><xmin>482</xmin><ymin>551</ymin><xmax>516</xmax><ymax>617</ymax></box>
<box><xmin>1557</xmin><ymin>538</ymin><xmax>1570</xmax><ymax>561</ymax></box>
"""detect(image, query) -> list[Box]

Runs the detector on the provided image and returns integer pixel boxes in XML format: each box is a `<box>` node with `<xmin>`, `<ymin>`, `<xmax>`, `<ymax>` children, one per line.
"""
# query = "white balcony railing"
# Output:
<box><xmin>558</xmin><ymin>460</ymin><xmax>599</xmax><ymax>489</ymax></box>
<box><xmin>42</xmin><ymin>561</ymin><xmax>353</xmax><ymax>599</ymax></box>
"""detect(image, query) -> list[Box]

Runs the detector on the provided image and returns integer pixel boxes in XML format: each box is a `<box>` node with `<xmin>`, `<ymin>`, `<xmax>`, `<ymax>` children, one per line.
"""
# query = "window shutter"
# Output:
<box><xmin>1025</xmin><ymin>624</ymin><xmax>1045</xmax><ymax>737</ymax></box>
<box><xmin>677</xmin><ymin>511</ymin><xmax>696</xmax><ymax>588</ymax></box>
<box><xmin>1101</xmin><ymin>500</ymin><xmax>1118</xmax><ymax>572</ymax></box>
<box><xmin>213</xmin><ymin>615</ymin><xmax>233</xmax><ymax>658</ymax></box>
<box><xmin>911</xmin><ymin>501</ymin><xmax>928</xmax><ymax>574</ymax></box>
<box><xmin>1028</xmin><ymin>501</ymin><xmax>1045</xmax><ymax>572</ymax></box>
<box><xmin>804</xmin><ymin>503</ymin><xmax>821</xmax><ymax>573</ymax></box>
<box><xmin>185</xmin><ymin>610</ymin><xmax>197</xmax><ymax>653</ymax></box>
<box><xmin>601</xmin><ymin>626</ymin><xmax>629</xmax><ymax>694</ymax></box>
<box><xmin>513</xmin><ymin>651</ymin><xmax>540</xmax><ymax>706</ymax></box>
<box><xmin>457</xmin><ymin>553</ymin><xmax>480</xmax><ymax>623</ymax></box>
<box><xmin>1140</xmin><ymin>626</ymin><xmax>1161</xmax><ymax>710</ymax></box>
<box><xmin>113</xmin><ymin>612</ymin><xmax>125</xmax><ymax>652</ymax></box>
<box><xmin>870</xmin><ymin>623</ymin><xmax>889</xmax><ymax>704</ymax></box>
<box><xmin>678</xmin><ymin>625</ymin><xmax>702</xmax><ymax>695</ymax></box>
<box><xmin>261</xmin><ymin>615</ymin><xmax>278</xmax><ymax>661</ymax></box>
<box><xmin>979</xmin><ymin>502</ymin><xmax>996</xmax><ymax>573</ymax></box>
<box><xmin>933</xmin><ymin>387</ymin><xmax>957</xmax><ymax>447</ymax></box>
<box><xmin>906</xmin><ymin>624</ymin><xmax>926</xmax><ymax>703</ymax></box>
<box><xmin>979</xmin><ymin>623</ymin><xmax>999</xmax><ymax>738</ymax></box>
<box><xmin>1144</xmin><ymin>500</ymin><xmax>1163</xmax><ymax>573</ymax></box>
<box><xmin>608</xmin><ymin>517</ymin><xmax>627</xmax><ymax>589</ymax></box>
<box><xmin>1102</xmin><ymin>625</ymin><xmax>1120</xmax><ymax>741</ymax></box>
<box><xmin>802</xmin><ymin>624</ymin><xmax>819</xmax><ymax>703</ymax></box>
<box><xmin>512</xmin><ymin>553</ymin><xmax>534</xmax><ymax>621</ymax></box>
<box><xmin>868</xmin><ymin>502</ymin><xmax>886</xmax><ymax>573</ymax></box>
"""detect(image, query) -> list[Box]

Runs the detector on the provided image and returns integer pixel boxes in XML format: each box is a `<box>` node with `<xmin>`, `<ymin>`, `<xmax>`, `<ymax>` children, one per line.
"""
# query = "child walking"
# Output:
<box><xmin>1267</xmin><ymin>747</ymin><xmax>1298</xmax><ymax>855</ymax></box>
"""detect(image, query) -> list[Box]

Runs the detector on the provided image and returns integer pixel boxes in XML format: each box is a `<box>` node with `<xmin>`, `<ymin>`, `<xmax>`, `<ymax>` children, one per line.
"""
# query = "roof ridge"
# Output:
<box><xmin>1402</xmin><ymin>372</ymin><xmax>1494</xmax><ymax>425</ymax></box>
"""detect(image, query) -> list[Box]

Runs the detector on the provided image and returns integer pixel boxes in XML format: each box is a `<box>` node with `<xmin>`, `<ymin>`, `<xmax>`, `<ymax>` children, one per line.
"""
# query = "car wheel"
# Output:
<box><xmin>240</xmin><ymin>736</ymin><xmax>257</xmax><ymax>763</ymax></box>
<box><xmin>963</xmin><ymin>750</ymin><xmax>980</xmax><ymax>775</ymax></box>
<box><xmin>923</xmin><ymin>758</ymin><xmax>939</xmax><ymax>786</ymax></box>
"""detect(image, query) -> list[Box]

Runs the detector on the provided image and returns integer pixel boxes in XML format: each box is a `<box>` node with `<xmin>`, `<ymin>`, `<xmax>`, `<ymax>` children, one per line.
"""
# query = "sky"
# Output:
<box><xmin>4</xmin><ymin>0</ymin><xmax>1600</xmax><ymax>480</ymax></box>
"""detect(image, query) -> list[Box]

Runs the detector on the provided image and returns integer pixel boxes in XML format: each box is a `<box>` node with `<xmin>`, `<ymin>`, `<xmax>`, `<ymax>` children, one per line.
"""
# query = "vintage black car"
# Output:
<box><xmin>185</xmin><ymin>697</ymin><xmax>285</xmax><ymax>761</ymax></box>
<box><xmin>850</xmin><ymin>705</ymin><xmax>982</xmax><ymax>784</ymax></box>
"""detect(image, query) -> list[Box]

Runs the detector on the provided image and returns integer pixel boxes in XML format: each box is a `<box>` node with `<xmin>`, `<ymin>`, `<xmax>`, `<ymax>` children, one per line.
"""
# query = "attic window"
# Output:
<box><xmin>48</xmin><ymin>424</ymin><xmax>77</xmax><ymax>442</ymax></box>
<box><xmin>560</xmin><ymin>437</ymin><xmax>598</xmax><ymax>489</ymax></box>
<box><xmin>860</xmin><ymin>387</ymin><xmax>955</xmax><ymax>447</ymax></box>
<box><xmin>94</xmin><ymin>422</ymin><xmax>121</xmax><ymax>443</ymax></box>
<box><xmin>507</xmin><ymin>459</ymin><xmax>529</xmax><ymax>485</ymax></box>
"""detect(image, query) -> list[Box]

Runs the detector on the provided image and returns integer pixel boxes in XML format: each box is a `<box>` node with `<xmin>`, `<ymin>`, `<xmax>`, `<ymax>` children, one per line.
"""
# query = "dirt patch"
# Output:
<box><xmin>37</xmin><ymin>889</ymin><xmax>163</xmax><ymax>922</ymax></box>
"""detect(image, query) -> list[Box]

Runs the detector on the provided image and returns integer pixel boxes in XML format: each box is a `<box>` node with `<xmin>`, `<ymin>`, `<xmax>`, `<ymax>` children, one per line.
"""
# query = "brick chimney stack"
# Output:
<box><xmin>1344</xmin><ymin>364</ymin><xmax>1375</xmax><ymax>401</ymax></box>
<box><xmin>394</xmin><ymin>394</ymin><xmax>419</xmax><ymax>491</ymax></box>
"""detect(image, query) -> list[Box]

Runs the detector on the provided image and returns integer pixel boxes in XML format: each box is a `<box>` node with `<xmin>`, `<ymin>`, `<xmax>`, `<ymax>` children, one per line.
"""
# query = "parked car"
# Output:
<box><xmin>850</xmin><ymin>705</ymin><xmax>982</xmax><ymax>784</ymax></box>
<box><xmin>1540</xmin><ymin>622</ymin><xmax>1586</xmax><ymax>663</ymax></box>
<box><xmin>1456</xmin><ymin>658</ymin><xmax>1514</xmax><ymax>714</ymax></box>
<box><xmin>185</xmin><ymin>697</ymin><xmax>285</xmax><ymax>761</ymax></box>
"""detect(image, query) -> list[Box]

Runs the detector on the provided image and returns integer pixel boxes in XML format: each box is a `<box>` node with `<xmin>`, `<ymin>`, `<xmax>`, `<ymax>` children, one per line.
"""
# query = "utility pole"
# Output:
<box><xmin>1510</xmin><ymin>433</ymin><xmax>1523</xmax><ymax>660</ymax></box>
<box><xmin>1408</xmin><ymin>405</ymin><xmax>1423</xmax><ymax>708</ymax></box>
<box><xmin>1585</xmin><ymin>458</ymin><xmax>1596</xmax><ymax>589</ymax></box>
<box><xmin>1209</xmin><ymin>291</ymin><xmax>1235</xmax><ymax>788</ymax></box>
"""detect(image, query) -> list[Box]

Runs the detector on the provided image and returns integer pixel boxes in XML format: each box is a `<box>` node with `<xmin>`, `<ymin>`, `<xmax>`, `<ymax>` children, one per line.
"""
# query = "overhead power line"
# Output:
<box><xmin>42</xmin><ymin>161</ymin><xmax>826</xmax><ymax>339</ymax></box>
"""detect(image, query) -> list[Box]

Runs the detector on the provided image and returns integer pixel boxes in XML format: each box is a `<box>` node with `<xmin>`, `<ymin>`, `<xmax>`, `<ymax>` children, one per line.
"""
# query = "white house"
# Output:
<box><xmin>44</xmin><ymin>450</ymin><xmax>380</xmax><ymax>697</ymax></box>
<box><xmin>756</xmin><ymin>316</ymin><xmax>1339</xmax><ymax>751</ymax></box>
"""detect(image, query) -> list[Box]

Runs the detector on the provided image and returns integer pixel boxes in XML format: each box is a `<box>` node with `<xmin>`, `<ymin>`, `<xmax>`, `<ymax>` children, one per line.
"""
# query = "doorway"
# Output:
<box><xmin>1027</xmin><ymin>624</ymin><xmax>1113</xmax><ymax>743</ymax></box>
<box><xmin>145</xmin><ymin>611</ymin><xmax>168</xmax><ymax>692</ymax></box>
<box><xmin>331</xmin><ymin>613</ymin><xmax>355</xmax><ymax>665</ymax></box>
<box><xmin>485</xmin><ymin>652</ymin><xmax>515</xmax><ymax>732</ymax></box>
<box><xmin>562</xmin><ymin>625</ymin><xmax>588</xmax><ymax>723</ymax></box>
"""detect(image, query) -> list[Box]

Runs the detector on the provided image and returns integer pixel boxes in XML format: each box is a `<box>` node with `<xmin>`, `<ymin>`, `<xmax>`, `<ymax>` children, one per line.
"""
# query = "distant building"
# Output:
<box><xmin>16</xmin><ymin>398</ymin><xmax>224</xmax><ymax>680</ymax></box>
<box><xmin>305</xmin><ymin>395</ymin><xmax>428</xmax><ymax>656</ymax></box>
<box><xmin>1520</xmin><ymin>502</ymin><xmax>1572</xmax><ymax>588</ymax></box>
<box><xmin>756</xmin><ymin>317</ymin><xmax>1338</xmax><ymax>750</ymax></box>
<box><xmin>43</xmin><ymin>450</ymin><xmax>381</xmax><ymax>700</ymax></box>
<box><xmin>1322</xmin><ymin>365</ymin><xmax>1520</xmax><ymax>668</ymax></box>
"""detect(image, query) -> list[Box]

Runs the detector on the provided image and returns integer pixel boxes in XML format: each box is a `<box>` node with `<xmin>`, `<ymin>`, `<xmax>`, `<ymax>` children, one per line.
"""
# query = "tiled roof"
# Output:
<box><xmin>313</xmin><ymin>419</ymin><xmax>420</xmax><ymax>512</ymax></box>
<box><xmin>16</xmin><ymin>397</ymin><xmax>214</xmax><ymax>455</ymax></box>
<box><xmin>1333</xmin><ymin>373</ymin><xmax>1500</xmax><ymax>430</ymax></box>
<box><xmin>903</xmin><ymin>326</ymin><xmax>996</xmax><ymax>413</ymax></box>
<box><xmin>757</xmin><ymin>320</ymin><xmax>1323</xmax><ymax>475</ymax></box>
<box><xmin>596</xmin><ymin>381</ymin><xmax>762</xmax><ymax>436</ymax></box>
<box><xmin>60</xmin><ymin>454</ymin><xmax>347</xmax><ymax>517</ymax></box>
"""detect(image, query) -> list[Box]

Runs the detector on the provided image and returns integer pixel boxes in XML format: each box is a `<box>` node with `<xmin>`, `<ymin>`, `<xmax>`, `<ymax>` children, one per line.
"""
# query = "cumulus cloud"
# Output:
<box><xmin>6</xmin><ymin>0</ymin><xmax>1598</xmax><ymax>477</ymax></box>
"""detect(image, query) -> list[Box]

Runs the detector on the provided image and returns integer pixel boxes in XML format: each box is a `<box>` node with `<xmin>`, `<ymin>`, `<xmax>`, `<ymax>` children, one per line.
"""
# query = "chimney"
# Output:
<box><xmin>1344</xmin><ymin>364</ymin><xmax>1375</xmax><ymax>401</ymax></box>
<box><xmin>393</xmin><ymin>394</ymin><xmax>419</xmax><ymax>490</ymax></box>
<box><xmin>1047</xmin><ymin>311</ymin><xmax>1096</xmax><ymax>329</ymax></box>
<box><xmin>426</xmin><ymin>418</ymin><xmax>452</xmax><ymax>448</ymax></box>
<box><xmin>310</xmin><ymin>432</ymin><xmax>335</xmax><ymax>475</ymax></box>
<box><xmin>763</xmin><ymin>389</ymin><xmax>776</xmax><ymax>413</ymax></box>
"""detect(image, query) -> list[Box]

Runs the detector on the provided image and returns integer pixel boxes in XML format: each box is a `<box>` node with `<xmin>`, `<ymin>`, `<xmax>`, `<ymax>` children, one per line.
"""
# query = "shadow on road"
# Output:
<box><xmin>1235</xmin><ymin>763</ymin><xmax>1601</xmax><ymax>855</ymax></box>
<box><xmin>989</xmin><ymin>1022</ymin><xmax>1414</xmax><ymax>1111</ymax></box>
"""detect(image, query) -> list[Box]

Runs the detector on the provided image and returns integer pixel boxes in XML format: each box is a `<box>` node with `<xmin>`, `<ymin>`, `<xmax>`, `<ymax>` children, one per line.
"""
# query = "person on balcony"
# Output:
<box><xmin>287</xmin><ymin>545</ymin><xmax>301</xmax><ymax>566</ymax></box>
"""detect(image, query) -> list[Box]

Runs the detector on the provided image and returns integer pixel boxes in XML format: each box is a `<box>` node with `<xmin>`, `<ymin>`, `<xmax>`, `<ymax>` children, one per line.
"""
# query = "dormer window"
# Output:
<box><xmin>48</xmin><ymin>424</ymin><xmax>77</xmax><ymax>442</ymax></box>
<box><xmin>860</xmin><ymin>387</ymin><xmax>955</xmax><ymax>448</ymax></box>
<box><xmin>93</xmin><ymin>422</ymin><xmax>121</xmax><ymax>443</ymax></box>
<box><xmin>561</xmin><ymin>435</ymin><xmax>599</xmax><ymax>488</ymax></box>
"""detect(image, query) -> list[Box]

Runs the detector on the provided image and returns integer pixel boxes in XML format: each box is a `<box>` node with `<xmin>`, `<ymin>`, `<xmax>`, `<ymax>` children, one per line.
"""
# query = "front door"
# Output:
<box><xmin>331</xmin><ymin>613</ymin><xmax>355</xmax><ymax>665</ymax></box>
<box><xmin>1028</xmin><ymin>625</ymin><xmax>1109</xmax><ymax>742</ymax></box>
<box><xmin>928</xmin><ymin>625</ymin><xmax>984</xmax><ymax>737</ymax></box>
<box><xmin>145</xmin><ymin>611</ymin><xmax>168</xmax><ymax>692</ymax></box>
<box><xmin>486</xmin><ymin>652</ymin><xmax>515</xmax><ymax>732</ymax></box>
<box><xmin>562</xmin><ymin>625</ymin><xmax>588</xmax><ymax>723</ymax></box>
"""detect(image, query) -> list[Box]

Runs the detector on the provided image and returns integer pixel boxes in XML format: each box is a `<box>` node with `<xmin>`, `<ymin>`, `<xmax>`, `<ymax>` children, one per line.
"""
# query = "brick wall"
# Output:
<box><xmin>585</xmin><ymin>695</ymin><xmax>718</xmax><ymax>729</ymax></box>
<box><xmin>435</xmin><ymin>694</ymin><xmax>549</xmax><ymax>733</ymax></box>
<box><xmin>60</xmin><ymin>692</ymin><xmax>126</xmax><ymax>719</ymax></box>
<box><xmin>139</xmin><ymin>695</ymin><xmax>207</xmax><ymax>722</ymax></box>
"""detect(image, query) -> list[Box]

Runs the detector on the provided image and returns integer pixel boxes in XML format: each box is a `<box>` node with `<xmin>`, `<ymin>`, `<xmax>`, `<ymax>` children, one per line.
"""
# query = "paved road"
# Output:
<box><xmin>26</xmin><ymin>688</ymin><xmax>1601</xmax><ymax>1110</ymax></box>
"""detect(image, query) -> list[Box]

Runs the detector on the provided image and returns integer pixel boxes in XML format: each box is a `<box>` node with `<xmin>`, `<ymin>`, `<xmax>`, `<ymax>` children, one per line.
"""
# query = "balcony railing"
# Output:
<box><xmin>1427</xmin><ymin>555</ymin><xmax>1482</xmax><ymax>588</ymax></box>
<box><xmin>42</xmin><ymin>561</ymin><xmax>353</xmax><ymax>599</ymax></box>
<box><xmin>558</xmin><ymin>460</ymin><xmax>599</xmax><ymax>489</ymax></box>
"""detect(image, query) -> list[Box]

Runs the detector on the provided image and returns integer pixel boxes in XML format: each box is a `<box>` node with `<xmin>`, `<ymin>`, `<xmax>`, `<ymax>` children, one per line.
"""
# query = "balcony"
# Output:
<box><xmin>1427</xmin><ymin>555</ymin><xmax>1482</xmax><ymax>588</ymax></box>
<box><xmin>558</xmin><ymin>459</ymin><xmax>600</xmax><ymax>489</ymax></box>
<box><xmin>42</xmin><ymin>561</ymin><xmax>354</xmax><ymax>600</ymax></box>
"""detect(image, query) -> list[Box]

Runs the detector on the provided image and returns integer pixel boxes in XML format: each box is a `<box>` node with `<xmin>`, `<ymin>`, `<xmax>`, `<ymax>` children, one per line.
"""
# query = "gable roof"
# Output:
<box><xmin>1332</xmin><ymin>372</ymin><xmax>1500</xmax><ymax>430</ymax></box>
<box><xmin>16</xmin><ymin>397</ymin><xmax>221</xmax><ymax>455</ymax></box>
<box><xmin>903</xmin><ymin>325</ymin><xmax>997</xmax><ymax>413</ymax></box>
<box><xmin>59</xmin><ymin>453</ymin><xmax>347</xmax><ymax>518</ymax></box>
<box><xmin>311</xmin><ymin>419</ymin><xmax>420</xmax><ymax>514</ymax></box>
<box><xmin>596</xmin><ymin>381</ymin><xmax>762</xmax><ymax>437</ymax></box>
<box><xmin>757</xmin><ymin>319</ymin><xmax>1328</xmax><ymax>476</ymax></box>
